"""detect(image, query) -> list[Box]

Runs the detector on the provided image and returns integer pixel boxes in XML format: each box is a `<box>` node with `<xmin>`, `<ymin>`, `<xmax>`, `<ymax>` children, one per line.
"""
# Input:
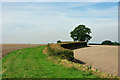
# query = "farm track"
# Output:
<box><xmin>2</xmin><ymin>44</ymin><xmax>46</xmax><ymax>57</ymax></box>
<box><xmin>74</xmin><ymin>45</ymin><xmax>118</xmax><ymax>76</ymax></box>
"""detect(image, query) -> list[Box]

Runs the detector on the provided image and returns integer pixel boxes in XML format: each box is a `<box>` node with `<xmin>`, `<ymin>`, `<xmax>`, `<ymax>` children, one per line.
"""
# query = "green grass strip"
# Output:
<box><xmin>2</xmin><ymin>45</ymin><xmax>97</xmax><ymax>78</ymax></box>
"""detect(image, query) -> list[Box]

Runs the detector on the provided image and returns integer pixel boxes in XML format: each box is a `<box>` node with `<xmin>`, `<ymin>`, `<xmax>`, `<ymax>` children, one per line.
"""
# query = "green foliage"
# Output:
<box><xmin>70</xmin><ymin>25</ymin><xmax>92</xmax><ymax>42</ymax></box>
<box><xmin>102</xmin><ymin>40</ymin><xmax>120</xmax><ymax>46</ymax></box>
<box><xmin>83</xmin><ymin>70</ymin><xmax>92</xmax><ymax>76</ymax></box>
<box><xmin>48</xmin><ymin>44</ymin><xmax>74</xmax><ymax>61</ymax></box>
<box><xmin>112</xmin><ymin>42</ymin><xmax>120</xmax><ymax>45</ymax></box>
<box><xmin>57</xmin><ymin>40</ymin><xmax>62</xmax><ymax>43</ymax></box>
<box><xmin>101</xmin><ymin>40</ymin><xmax>113</xmax><ymax>45</ymax></box>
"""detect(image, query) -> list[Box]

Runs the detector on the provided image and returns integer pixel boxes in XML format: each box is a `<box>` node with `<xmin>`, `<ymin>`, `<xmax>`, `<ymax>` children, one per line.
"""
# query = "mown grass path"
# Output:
<box><xmin>2</xmin><ymin>46</ymin><xmax>96</xmax><ymax>78</ymax></box>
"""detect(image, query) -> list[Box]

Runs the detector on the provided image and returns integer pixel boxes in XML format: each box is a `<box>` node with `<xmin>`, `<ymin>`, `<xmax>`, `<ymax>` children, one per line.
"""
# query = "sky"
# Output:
<box><xmin>1</xmin><ymin>0</ymin><xmax>120</xmax><ymax>2</ymax></box>
<box><xmin>2</xmin><ymin>2</ymin><xmax>118</xmax><ymax>44</ymax></box>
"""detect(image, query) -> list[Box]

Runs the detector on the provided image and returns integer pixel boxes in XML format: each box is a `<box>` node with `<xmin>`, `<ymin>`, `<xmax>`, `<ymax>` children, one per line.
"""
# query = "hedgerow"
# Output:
<box><xmin>61</xmin><ymin>41</ymin><xmax>87</xmax><ymax>50</ymax></box>
<box><xmin>47</xmin><ymin>43</ymin><xmax>74</xmax><ymax>61</ymax></box>
<box><xmin>47</xmin><ymin>41</ymin><xmax>87</xmax><ymax>61</ymax></box>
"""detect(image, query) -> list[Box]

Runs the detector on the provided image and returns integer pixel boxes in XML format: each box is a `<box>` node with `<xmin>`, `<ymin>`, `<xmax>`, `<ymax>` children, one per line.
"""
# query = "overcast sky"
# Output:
<box><xmin>2</xmin><ymin>2</ymin><xmax>118</xmax><ymax>44</ymax></box>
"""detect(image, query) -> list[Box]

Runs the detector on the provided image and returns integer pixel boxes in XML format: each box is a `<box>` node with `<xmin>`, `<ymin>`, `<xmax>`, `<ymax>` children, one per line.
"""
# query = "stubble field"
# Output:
<box><xmin>74</xmin><ymin>45</ymin><xmax>118</xmax><ymax>76</ymax></box>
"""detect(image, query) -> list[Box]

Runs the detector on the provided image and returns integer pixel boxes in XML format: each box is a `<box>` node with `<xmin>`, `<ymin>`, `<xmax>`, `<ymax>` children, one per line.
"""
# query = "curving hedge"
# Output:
<box><xmin>61</xmin><ymin>41</ymin><xmax>87</xmax><ymax>50</ymax></box>
<box><xmin>47</xmin><ymin>43</ymin><xmax>74</xmax><ymax>61</ymax></box>
<box><xmin>47</xmin><ymin>41</ymin><xmax>87</xmax><ymax>61</ymax></box>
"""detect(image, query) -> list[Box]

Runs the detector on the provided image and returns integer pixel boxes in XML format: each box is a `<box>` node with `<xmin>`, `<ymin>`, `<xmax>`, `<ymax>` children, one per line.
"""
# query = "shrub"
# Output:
<box><xmin>112</xmin><ymin>42</ymin><xmax>119</xmax><ymax>45</ymax></box>
<box><xmin>57</xmin><ymin>40</ymin><xmax>61</xmax><ymax>43</ymax></box>
<box><xmin>101</xmin><ymin>40</ymin><xmax>113</xmax><ymax>45</ymax></box>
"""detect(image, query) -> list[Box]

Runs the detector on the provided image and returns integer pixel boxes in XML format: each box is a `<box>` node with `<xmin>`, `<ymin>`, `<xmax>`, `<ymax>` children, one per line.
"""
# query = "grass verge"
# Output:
<box><xmin>2</xmin><ymin>45</ymin><xmax>97</xmax><ymax>78</ymax></box>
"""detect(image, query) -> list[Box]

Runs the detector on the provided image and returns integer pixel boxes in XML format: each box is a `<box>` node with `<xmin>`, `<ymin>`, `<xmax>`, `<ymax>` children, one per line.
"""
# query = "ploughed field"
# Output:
<box><xmin>74</xmin><ymin>45</ymin><xmax>118</xmax><ymax>76</ymax></box>
<box><xmin>2</xmin><ymin>44</ymin><xmax>45</xmax><ymax>57</ymax></box>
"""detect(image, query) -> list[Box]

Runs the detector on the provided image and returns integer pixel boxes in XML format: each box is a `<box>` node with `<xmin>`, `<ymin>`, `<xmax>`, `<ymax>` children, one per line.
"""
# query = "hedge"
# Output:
<box><xmin>47</xmin><ymin>43</ymin><xmax>74</xmax><ymax>61</ymax></box>
<box><xmin>61</xmin><ymin>41</ymin><xmax>87</xmax><ymax>50</ymax></box>
<box><xmin>47</xmin><ymin>41</ymin><xmax>87</xmax><ymax>61</ymax></box>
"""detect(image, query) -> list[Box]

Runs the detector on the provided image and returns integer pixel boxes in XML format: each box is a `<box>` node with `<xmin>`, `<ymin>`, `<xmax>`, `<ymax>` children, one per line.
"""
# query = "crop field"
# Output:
<box><xmin>2</xmin><ymin>44</ymin><xmax>45</xmax><ymax>57</ymax></box>
<box><xmin>74</xmin><ymin>45</ymin><xmax>118</xmax><ymax>76</ymax></box>
<box><xmin>2</xmin><ymin>45</ymin><xmax>97</xmax><ymax>78</ymax></box>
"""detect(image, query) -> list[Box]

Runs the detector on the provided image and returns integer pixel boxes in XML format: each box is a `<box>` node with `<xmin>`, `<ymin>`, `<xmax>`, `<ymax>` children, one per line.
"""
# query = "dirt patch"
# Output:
<box><xmin>73</xmin><ymin>45</ymin><xmax>118</xmax><ymax>76</ymax></box>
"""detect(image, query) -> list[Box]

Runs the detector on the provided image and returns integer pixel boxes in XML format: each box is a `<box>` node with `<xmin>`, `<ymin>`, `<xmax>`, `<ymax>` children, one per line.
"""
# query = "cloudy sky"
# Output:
<box><xmin>2</xmin><ymin>2</ymin><xmax>118</xmax><ymax>44</ymax></box>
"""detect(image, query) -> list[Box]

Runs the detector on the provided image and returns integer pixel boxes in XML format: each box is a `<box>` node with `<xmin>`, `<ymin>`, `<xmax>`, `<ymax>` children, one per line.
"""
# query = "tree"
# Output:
<box><xmin>57</xmin><ymin>40</ymin><xmax>61</xmax><ymax>43</ymax></box>
<box><xmin>101</xmin><ymin>40</ymin><xmax>113</xmax><ymax>45</ymax></box>
<box><xmin>70</xmin><ymin>25</ymin><xmax>92</xmax><ymax>42</ymax></box>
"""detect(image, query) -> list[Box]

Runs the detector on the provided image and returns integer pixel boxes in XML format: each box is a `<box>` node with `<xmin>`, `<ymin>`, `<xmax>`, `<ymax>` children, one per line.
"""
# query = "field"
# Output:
<box><xmin>2</xmin><ymin>44</ymin><xmax>45</xmax><ymax>57</ymax></box>
<box><xmin>74</xmin><ymin>45</ymin><xmax>118</xmax><ymax>76</ymax></box>
<box><xmin>2</xmin><ymin>45</ymin><xmax>97</xmax><ymax>78</ymax></box>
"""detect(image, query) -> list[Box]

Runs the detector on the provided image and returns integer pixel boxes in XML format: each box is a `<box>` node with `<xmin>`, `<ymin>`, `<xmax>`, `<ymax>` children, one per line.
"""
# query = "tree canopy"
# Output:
<box><xmin>70</xmin><ymin>25</ymin><xmax>92</xmax><ymax>42</ymax></box>
<box><xmin>101</xmin><ymin>40</ymin><xmax>120</xmax><ymax>45</ymax></box>
<box><xmin>101</xmin><ymin>40</ymin><xmax>113</xmax><ymax>45</ymax></box>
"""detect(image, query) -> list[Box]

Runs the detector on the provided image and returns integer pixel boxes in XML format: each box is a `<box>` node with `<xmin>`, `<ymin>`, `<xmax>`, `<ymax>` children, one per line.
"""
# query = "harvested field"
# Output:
<box><xmin>2</xmin><ymin>44</ymin><xmax>46</xmax><ymax>57</ymax></box>
<box><xmin>74</xmin><ymin>45</ymin><xmax>118</xmax><ymax>76</ymax></box>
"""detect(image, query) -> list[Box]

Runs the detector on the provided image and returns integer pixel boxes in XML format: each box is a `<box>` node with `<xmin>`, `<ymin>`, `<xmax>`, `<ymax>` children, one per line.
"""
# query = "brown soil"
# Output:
<box><xmin>73</xmin><ymin>45</ymin><xmax>118</xmax><ymax>76</ymax></box>
<box><xmin>2</xmin><ymin>44</ymin><xmax>46</xmax><ymax>57</ymax></box>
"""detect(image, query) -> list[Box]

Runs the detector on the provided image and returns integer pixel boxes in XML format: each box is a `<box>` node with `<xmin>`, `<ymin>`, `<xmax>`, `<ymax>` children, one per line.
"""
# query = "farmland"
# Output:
<box><xmin>2</xmin><ymin>45</ymin><xmax>97</xmax><ymax>78</ymax></box>
<box><xmin>2</xmin><ymin>44</ymin><xmax>45</xmax><ymax>57</ymax></box>
<box><xmin>1</xmin><ymin>43</ymin><xmax>119</xmax><ymax>78</ymax></box>
<box><xmin>74</xmin><ymin>45</ymin><xmax>118</xmax><ymax>76</ymax></box>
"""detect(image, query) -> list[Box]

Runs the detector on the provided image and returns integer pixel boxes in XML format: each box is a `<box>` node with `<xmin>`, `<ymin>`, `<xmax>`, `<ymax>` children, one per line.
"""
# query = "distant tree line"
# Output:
<box><xmin>57</xmin><ymin>40</ymin><xmax>62</xmax><ymax>43</ymax></box>
<box><xmin>101</xmin><ymin>40</ymin><xmax>120</xmax><ymax>45</ymax></box>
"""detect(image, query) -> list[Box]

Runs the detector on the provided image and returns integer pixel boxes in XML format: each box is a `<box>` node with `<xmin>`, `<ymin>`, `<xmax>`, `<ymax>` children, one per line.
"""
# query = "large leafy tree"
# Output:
<box><xmin>101</xmin><ymin>40</ymin><xmax>113</xmax><ymax>45</ymax></box>
<box><xmin>70</xmin><ymin>25</ymin><xmax>92</xmax><ymax>42</ymax></box>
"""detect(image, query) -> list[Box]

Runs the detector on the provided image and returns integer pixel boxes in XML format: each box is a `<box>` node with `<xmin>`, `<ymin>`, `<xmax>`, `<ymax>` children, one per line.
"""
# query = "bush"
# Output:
<box><xmin>57</xmin><ymin>40</ymin><xmax>61</xmax><ymax>43</ymax></box>
<box><xmin>112</xmin><ymin>42</ymin><xmax>119</xmax><ymax>45</ymax></box>
<box><xmin>47</xmin><ymin>43</ymin><xmax>74</xmax><ymax>61</ymax></box>
<box><xmin>101</xmin><ymin>40</ymin><xmax>113</xmax><ymax>45</ymax></box>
